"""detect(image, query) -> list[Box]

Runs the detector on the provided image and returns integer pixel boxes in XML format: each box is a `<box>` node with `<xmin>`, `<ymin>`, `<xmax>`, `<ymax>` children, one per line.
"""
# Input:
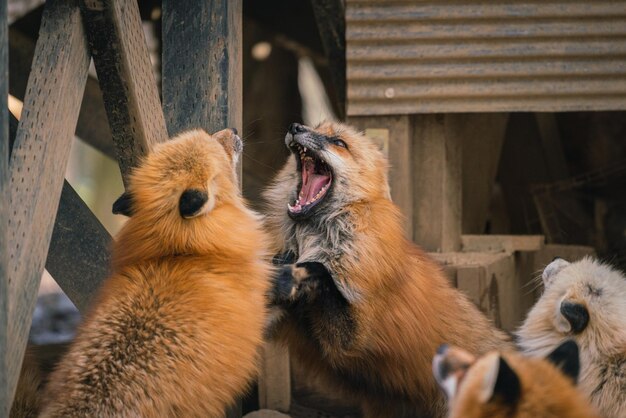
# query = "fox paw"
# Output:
<box><xmin>270</xmin><ymin>262</ymin><xmax>329</xmax><ymax>304</ymax></box>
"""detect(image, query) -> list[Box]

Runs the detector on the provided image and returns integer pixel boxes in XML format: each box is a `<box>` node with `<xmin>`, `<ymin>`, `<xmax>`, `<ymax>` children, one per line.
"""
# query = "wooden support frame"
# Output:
<box><xmin>9</xmin><ymin>112</ymin><xmax>111</xmax><ymax>314</ymax></box>
<box><xmin>6</xmin><ymin>0</ymin><xmax>90</xmax><ymax>405</ymax></box>
<box><xmin>162</xmin><ymin>0</ymin><xmax>242</xmax><ymax>136</ymax></box>
<box><xmin>310</xmin><ymin>0</ymin><xmax>346</xmax><ymax>119</ymax></box>
<box><xmin>80</xmin><ymin>0</ymin><xmax>167</xmax><ymax>182</ymax></box>
<box><xmin>1</xmin><ymin>0</ymin><xmax>8</xmax><ymax>412</ymax></box>
<box><xmin>162</xmin><ymin>1</ymin><xmax>243</xmax><ymax>415</ymax></box>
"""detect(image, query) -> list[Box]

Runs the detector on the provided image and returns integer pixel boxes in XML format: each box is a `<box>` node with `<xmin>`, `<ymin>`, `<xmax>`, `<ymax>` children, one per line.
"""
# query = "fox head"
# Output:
<box><xmin>267</xmin><ymin>121</ymin><xmax>390</xmax><ymax>221</ymax></box>
<box><xmin>432</xmin><ymin>341</ymin><xmax>593</xmax><ymax>418</ymax></box>
<box><xmin>111</xmin><ymin>128</ymin><xmax>253</xmax><ymax>267</ymax></box>
<box><xmin>517</xmin><ymin>257</ymin><xmax>626</xmax><ymax>359</ymax></box>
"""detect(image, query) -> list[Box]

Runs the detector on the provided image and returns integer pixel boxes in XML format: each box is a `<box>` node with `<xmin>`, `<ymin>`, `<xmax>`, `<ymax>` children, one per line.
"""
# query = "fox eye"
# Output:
<box><xmin>332</xmin><ymin>138</ymin><xmax>348</xmax><ymax>148</ymax></box>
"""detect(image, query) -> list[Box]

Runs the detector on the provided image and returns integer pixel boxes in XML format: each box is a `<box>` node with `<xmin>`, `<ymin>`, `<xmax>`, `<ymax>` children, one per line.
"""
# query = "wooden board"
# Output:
<box><xmin>6</xmin><ymin>0</ymin><xmax>90</xmax><ymax>405</ymax></box>
<box><xmin>162</xmin><ymin>0</ymin><xmax>242</xmax><ymax>136</ymax></box>
<box><xmin>258</xmin><ymin>342</ymin><xmax>291</xmax><ymax>412</ymax></box>
<box><xmin>348</xmin><ymin>115</ymin><xmax>413</xmax><ymax>238</ymax></box>
<box><xmin>80</xmin><ymin>0</ymin><xmax>168</xmax><ymax>182</ymax></box>
<box><xmin>8</xmin><ymin>25</ymin><xmax>115</xmax><ymax>159</ymax></box>
<box><xmin>412</xmin><ymin>114</ymin><xmax>462</xmax><ymax>252</ymax></box>
<box><xmin>461</xmin><ymin>235</ymin><xmax>544</xmax><ymax>253</ymax></box>
<box><xmin>0</xmin><ymin>0</ymin><xmax>8</xmax><ymax>412</ymax></box>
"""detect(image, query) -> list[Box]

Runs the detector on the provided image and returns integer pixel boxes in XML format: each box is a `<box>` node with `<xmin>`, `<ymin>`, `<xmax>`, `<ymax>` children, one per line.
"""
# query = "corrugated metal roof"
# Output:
<box><xmin>346</xmin><ymin>0</ymin><xmax>626</xmax><ymax>115</ymax></box>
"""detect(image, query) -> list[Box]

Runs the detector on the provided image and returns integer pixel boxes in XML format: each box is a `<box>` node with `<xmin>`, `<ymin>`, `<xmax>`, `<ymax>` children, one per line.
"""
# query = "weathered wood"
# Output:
<box><xmin>162</xmin><ymin>2</ymin><xmax>244</xmax><ymax>415</ymax></box>
<box><xmin>6</xmin><ymin>0</ymin><xmax>90</xmax><ymax>406</ymax></box>
<box><xmin>9</xmin><ymin>10</ymin><xmax>115</xmax><ymax>159</ymax></box>
<box><xmin>80</xmin><ymin>0</ymin><xmax>167</xmax><ymax>182</ymax></box>
<box><xmin>258</xmin><ymin>342</ymin><xmax>291</xmax><ymax>412</ymax></box>
<box><xmin>412</xmin><ymin>114</ymin><xmax>463</xmax><ymax>252</ymax></box>
<box><xmin>162</xmin><ymin>0</ymin><xmax>242</xmax><ymax>136</ymax></box>
<box><xmin>345</xmin><ymin>1</ymin><xmax>626</xmax><ymax>115</ymax></box>
<box><xmin>461</xmin><ymin>114</ymin><xmax>508</xmax><ymax>234</ymax></box>
<box><xmin>0</xmin><ymin>0</ymin><xmax>8</xmax><ymax>412</ymax></box>
<box><xmin>461</xmin><ymin>235</ymin><xmax>544</xmax><ymax>254</ymax></box>
<box><xmin>348</xmin><ymin>115</ymin><xmax>413</xmax><ymax>238</ymax></box>
<box><xmin>311</xmin><ymin>0</ymin><xmax>346</xmax><ymax>119</ymax></box>
<box><xmin>9</xmin><ymin>112</ymin><xmax>111</xmax><ymax>314</ymax></box>
<box><xmin>46</xmin><ymin>182</ymin><xmax>112</xmax><ymax>312</ymax></box>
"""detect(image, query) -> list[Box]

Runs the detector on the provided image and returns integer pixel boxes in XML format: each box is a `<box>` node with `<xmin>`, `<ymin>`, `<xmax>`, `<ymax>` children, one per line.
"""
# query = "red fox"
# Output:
<box><xmin>40</xmin><ymin>129</ymin><xmax>273</xmax><ymax>417</ymax></box>
<box><xmin>433</xmin><ymin>340</ymin><xmax>599</xmax><ymax>418</ymax></box>
<box><xmin>517</xmin><ymin>257</ymin><xmax>626</xmax><ymax>418</ymax></box>
<box><xmin>264</xmin><ymin>121</ymin><xmax>512</xmax><ymax>417</ymax></box>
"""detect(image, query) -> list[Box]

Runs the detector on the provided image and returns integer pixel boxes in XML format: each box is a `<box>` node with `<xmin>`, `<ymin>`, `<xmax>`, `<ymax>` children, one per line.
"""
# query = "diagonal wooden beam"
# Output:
<box><xmin>6</xmin><ymin>0</ymin><xmax>90</xmax><ymax>406</ymax></box>
<box><xmin>0</xmin><ymin>0</ymin><xmax>8</xmax><ymax>412</ymax></box>
<box><xmin>80</xmin><ymin>0</ymin><xmax>167</xmax><ymax>183</ymax></box>
<box><xmin>9</xmin><ymin>113</ymin><xmax>111</xmax><ymax>314</ymax></box>
<box><xmin>310</xmin><ymin>0</ymin><xmax>346</xmax><ymax>119</ymax></box>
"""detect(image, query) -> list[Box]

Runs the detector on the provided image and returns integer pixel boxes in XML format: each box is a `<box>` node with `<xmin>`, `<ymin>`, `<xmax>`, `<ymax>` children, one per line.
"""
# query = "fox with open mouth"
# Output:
<box><xmin>264</xmin><ymin>121</ymin><xmax>511</xmax><ymax>418</ymax></box>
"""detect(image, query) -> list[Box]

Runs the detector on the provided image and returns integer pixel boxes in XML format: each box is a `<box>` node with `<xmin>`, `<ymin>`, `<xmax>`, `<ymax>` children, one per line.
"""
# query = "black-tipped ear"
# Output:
<box><xmin>546</xmin><ymin>340</ymin><xmax>580</xmax><ymax>383</ymax></box>
<box><xmin>490</xmin><ymin>357</ymin><xmax>521</xmax><ymax>404</ymax></box>
<box><xmin>112</xmin><ymin>192</ymin><xmax>134</xmax><ymax>216</ymax></box>
<box><xmin>179</xmin><ymin>189</ymin><xmax>208</xmax><ymax>218</ymax></box>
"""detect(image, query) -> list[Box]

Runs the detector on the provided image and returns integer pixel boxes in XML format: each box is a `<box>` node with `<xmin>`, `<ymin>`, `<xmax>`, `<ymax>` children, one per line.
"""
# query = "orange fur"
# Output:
<box><xmin>264</xmin><ymin>122</ymin><xmax>511</xmax><ymax>418</ymax></box>
<box><xmin>436</xmin><ymin>345</ymin><xmax>599</xmax><ymax>418</ymax></box>
<box><xmin>40</xmin><ymin>129</ymin><xmax>273</xmax><ymax>417</ymax></box>
<box><xmin>10</xmin><ymin>348</ymin><xmax>42</xmax><ymax>418</ymax></box>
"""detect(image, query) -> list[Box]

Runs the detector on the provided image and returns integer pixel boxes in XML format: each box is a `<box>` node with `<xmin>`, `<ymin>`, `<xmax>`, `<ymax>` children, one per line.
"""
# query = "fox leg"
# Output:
<box><xmin>270</xmin><ymin>261</ymin><xmax>329</xmax><ymax>304</ymax></box>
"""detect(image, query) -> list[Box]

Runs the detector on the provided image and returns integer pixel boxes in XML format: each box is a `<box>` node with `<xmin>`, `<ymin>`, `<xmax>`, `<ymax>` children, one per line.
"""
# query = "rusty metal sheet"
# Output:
<box><xmin>346</xmin><ymin>0</ymin><xmax>626</xmax><ymax>115</ymax></box>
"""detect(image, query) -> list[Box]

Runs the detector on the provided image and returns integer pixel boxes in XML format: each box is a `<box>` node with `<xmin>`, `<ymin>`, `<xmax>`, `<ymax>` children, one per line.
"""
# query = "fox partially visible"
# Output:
<box><xmin>40</xmin><ymin>129</ymin><xmax>273</xmax><ymax>417</ymax></box>
<box><xmin>433</xmin><ymin>340</ymin><xmax>599</xmax><ymax>418</ymax></box>
<box><xmin>264</xmin><ymin>121</ymin><xmax>512</xmax><ymax>417</ymax></box>
<box><xmin>517</xmin><ymin>257</ymin><xmax>626</xmax><ymax>418</ymax></box>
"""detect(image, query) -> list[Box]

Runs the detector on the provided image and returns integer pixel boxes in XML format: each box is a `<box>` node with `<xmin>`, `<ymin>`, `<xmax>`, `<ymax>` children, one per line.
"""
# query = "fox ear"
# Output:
<box><xmin>112</xmin><ymin>191</ymin><xmax>134</xmax><ymax>216</ymax></box>
<box><xmin>546</xmin><ymin>340</ymin><xmax>580</xmax><ymax>383</ymax></box>
<box><xmin>480</xmin><ymin>355</ymin><xmax>521</xmax><ymax>405</ymax></box>
<box><xmin>179</xmin><ymin>188</ymin><xmax>209</xmax><ymax>218</ymax></box>
<box><xmin>542</xmin><ymin>257</ymin><xmax>570</xmax><ymax>287</ymax></box>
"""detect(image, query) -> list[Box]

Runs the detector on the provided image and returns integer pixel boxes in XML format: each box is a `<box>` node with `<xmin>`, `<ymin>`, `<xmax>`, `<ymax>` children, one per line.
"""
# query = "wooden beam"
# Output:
<box><xmin>9</xmin><ymin>112</ymin><xmax>111</xmax><ymax>314</ymax></box>
<box><xmin>310</xmin><ymin>0</ymin><xmax>346</xmax><ymax>119</ymax></box>
<box><xmin>6</xmin><ymin>0</ymin><xmax>90</xmax><ymax>406</ymax></box>
<box><xmin>9</xmin><ymin>11</ymin><xmax>115</xmax><ymax>159</ymax></box>
<box><xmin>80</xmin><ymin>0</ymin><xmax>167</xmax><ymax>183</ymax></box>
<box><xmin>162</xmin><ymin>0</ymin><xmax>242</xmax><ymax>136</ymax></box>
<box><xmin>348</xmin><ymin>115</ymin><xmax>414</xmax><ymax>239</ymax></box>
<box><xmin>0</xmin><ymin>0</ymin><xmax>8</xmax><ymax>412</ymax></box>
<box><xmin>162</xmin><ymin>2</ymin><xmax>243</xmax><ymax>415</ymax></box>
<box><xmin>412</xmin><ymin>114</ymin><xmax>463</xmax><ymax>252</ymax></box>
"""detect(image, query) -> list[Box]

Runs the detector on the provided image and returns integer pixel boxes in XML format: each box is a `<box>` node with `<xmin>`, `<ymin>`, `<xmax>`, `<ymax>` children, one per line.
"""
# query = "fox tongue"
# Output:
<box><xmin>301</xmin><ymin>174</ymin><xmax>329</xmax><ymax>203</ymax></box>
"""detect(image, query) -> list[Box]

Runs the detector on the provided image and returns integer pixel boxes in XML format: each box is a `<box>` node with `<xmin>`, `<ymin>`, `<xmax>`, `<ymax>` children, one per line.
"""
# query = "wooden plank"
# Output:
<box><xmin>80</xmin><ymin>0</ymin><xmax>167</xmax><ymax>183</ymax></box>
<box><xmin>9</xmin><ymin>112</ymin><xmax>111</xmax><ymax>314</ymax></box>
<box><xmin>162</xmin><ymin>2</ymin><xmax>244</xmax><ymax>415</ymax></box>
<box><xmin>461</xmin><ymin>235</ymin><xmax>544</xmax><ymax>254</ymax></box>
<box><xmin>348</xmin><ymin>115</ymin><xmax>413</xmax><ymax>239</ymax></box>
<box><xmin>461</xmin><ymin>114</ymin><xmax>508</xmax><ymax>234</ymax></box>
<box><xmin>412</xmin><ymin>114</ymin><xmax>462</xmax><ymax>252</ymax></box>
<box><xmin>258</xmin><ymin>342</ymin><xmax>291</xmax><ymax>412</ymax></box>
<box><xmin>6</xmin><ymin>0</ymin><xmax>90</xmax><ymax>406</ymax></box>
<box><xmin>0</xmin><ymin>0</ymin><xmax>8</xmax><ymax>412</ymax></box>
<box><xmin>9</xmin><ymin>21</ymin><xmax>115</xmax><ymax>158</ymax></box>
<box><xmin>311</xmin><ymin>0</ymin><xmax>346</xmax><ymax>119</ymax></box>
<box><xmin>162</xmin><ymin>0</ymin><xmax>242</xmax><ymax>136</ymax></box>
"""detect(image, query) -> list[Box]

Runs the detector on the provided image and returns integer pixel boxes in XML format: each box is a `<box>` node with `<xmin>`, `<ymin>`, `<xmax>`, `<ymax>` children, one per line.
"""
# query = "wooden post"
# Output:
<box><xmin>161</xmin><ymin>2</ymin><xmax>243</xmax><ymax>416</ymax></box>
<box><xmin>9</xmin><ymin>112</ymin><xmax>111</xmax><ymax>314</ymax></box>
<box><xmin>311</xmin><ymin>0</ymin><xmax>346</xmax><ymax>119</ymax></box>
<box><xmin>0</xmin><ymin>0</ymin><xmax>8</xmax><ymax>412</ymax></box>
<box><xmin>412</xmin><ymin>114</ymin><xmax>463</xmax><ymax>252</ymax></box>
<box><xmin>6</xmin><ymin>0</ymin><xmax>90</xmax><ymax>406</ymax></box>
<box><xmin>80</xmin><ymin>0</ymin><xmax>168</xmax><ymax>182</ymax></box>
<box><xmin>162</xmin><ymin>0</ymin><xmax>242</xmax><ymax>136</ymax></box>
<box><xmin>348</xmin><ymin>115</ymin><xmax>414</xmax><ymax>239</ymax></box>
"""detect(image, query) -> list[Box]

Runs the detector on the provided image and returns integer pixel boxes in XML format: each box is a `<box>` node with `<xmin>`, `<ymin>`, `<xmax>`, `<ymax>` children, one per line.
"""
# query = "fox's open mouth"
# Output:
<box><xmin>288</xmin><ymin>143</ymin><xmax>332</xmax><ymax>216</ymax></box>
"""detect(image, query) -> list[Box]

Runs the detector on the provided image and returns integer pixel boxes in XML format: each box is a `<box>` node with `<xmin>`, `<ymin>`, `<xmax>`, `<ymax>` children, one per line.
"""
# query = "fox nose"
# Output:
<box><xmin>560</xmin><ymin>302</ymin><xmax>589</xmax><ymax>334</ymax></box>
<box><xmin>289</xmin><ymin>123</ymin><xmax>307</xmax><ymax>135</ymax></box>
